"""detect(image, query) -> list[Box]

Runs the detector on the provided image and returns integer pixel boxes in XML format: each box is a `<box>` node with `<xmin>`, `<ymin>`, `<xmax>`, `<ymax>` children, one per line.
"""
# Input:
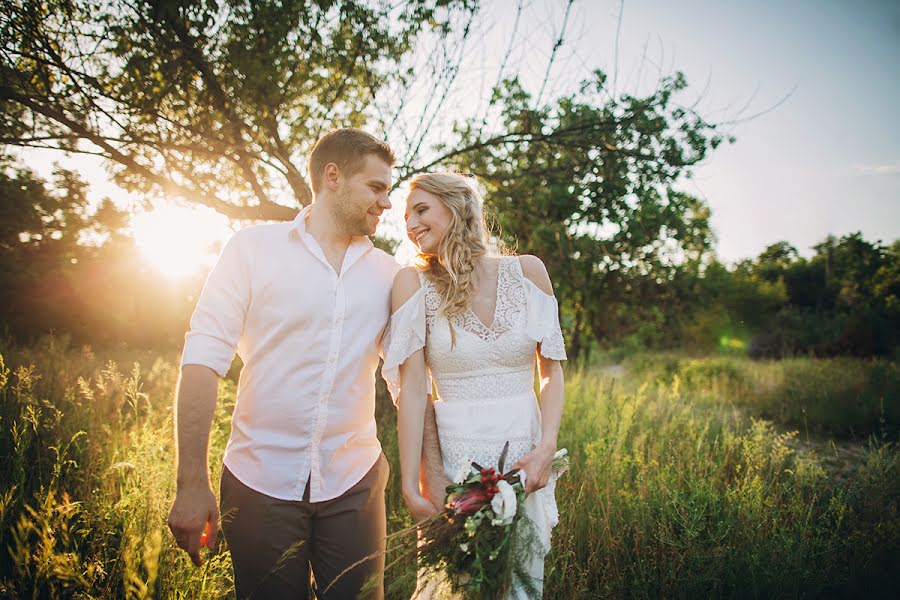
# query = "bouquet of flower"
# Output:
<box><xmin>414</xmin><ymin>442</ymin><xmax>570</xmax><ymax>599</ymax></box>
<box><xmin>326</xmin><ymin>443</ymin><xmax>569</xmax><ymax>598</ymax></box>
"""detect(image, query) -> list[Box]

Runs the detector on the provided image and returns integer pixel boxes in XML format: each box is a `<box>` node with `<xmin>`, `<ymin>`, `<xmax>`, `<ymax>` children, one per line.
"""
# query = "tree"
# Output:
<box><xmin>813</xmin><ymin>233</ymin><xmax>885</xmax><ymax>308</ymax></box>
<box><xmin>1</xmin><ymin>0</ymin><xmax>478</xmax><ymax>219</ymax></box>
<box><xmin>0</xmin><ymin>158</ymin><xmax>91</xmax><ymax>337</ymax></box>
<box><xmin>873</xmin><ymin>240</ymin><xmax>900</xmax><ymax>313</ymax></box>
<box><xmin>751</xmin><ymin>241</ymin><xmax>799</xmax><ymax>283</ymax></box>
<box><xmin>741</xmin><ymin>233</ymin><xmax>900</xmax><ymax>358</ymax></box>
<box><xmin>444</xmin><ymin>73</ymin><xmax>726</xmax><ymax>359</ymax></box>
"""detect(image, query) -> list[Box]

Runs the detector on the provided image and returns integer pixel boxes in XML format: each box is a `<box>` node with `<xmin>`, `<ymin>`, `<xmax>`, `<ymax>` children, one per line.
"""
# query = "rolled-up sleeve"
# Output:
<box><xmin>181</xmin><ymin>230</ymin><xmax>251</xmax><ymax>377</ymax></box>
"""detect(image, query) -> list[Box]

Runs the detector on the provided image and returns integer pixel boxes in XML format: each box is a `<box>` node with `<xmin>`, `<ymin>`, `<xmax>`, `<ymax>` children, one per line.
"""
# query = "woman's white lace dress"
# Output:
<box><xmin>383</xmin><ymin>256</ymin><xmax>567</xmax><ymax>599</ymax></box>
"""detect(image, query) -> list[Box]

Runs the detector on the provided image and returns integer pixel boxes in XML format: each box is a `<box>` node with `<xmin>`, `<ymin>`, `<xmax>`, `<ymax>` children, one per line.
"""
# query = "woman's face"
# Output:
<box><xmin>405</xmin><ymin>188</ymin><xmax>453</xmax><ymax>255</ymax></box>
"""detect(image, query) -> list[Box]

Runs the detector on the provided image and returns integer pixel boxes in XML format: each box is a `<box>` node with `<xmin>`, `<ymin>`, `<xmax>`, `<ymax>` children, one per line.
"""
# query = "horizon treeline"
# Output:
<box><xmin>1</xmin><ymin>158</ymin><xmax>898</xmax><ymax>359</ymax></box>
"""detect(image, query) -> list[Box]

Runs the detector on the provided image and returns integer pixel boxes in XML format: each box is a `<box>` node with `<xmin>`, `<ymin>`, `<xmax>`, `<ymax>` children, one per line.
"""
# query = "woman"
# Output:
<box><xmin>382</xmin><ymin>172</ymin><xmax>566</xmax><ymax>599</ymax></box>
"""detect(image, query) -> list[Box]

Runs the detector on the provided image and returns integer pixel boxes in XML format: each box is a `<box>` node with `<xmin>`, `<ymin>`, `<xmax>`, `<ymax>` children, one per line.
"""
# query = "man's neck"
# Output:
<box><xmin>305</xmin><ymin>202</ymin><xmax>353</xmax><ymax>250</ymax></box>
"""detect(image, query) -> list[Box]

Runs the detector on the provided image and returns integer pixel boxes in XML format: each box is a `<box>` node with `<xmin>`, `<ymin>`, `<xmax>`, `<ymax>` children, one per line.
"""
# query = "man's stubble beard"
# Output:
<box><xmin>332</xmin><ymin>186</ymin><xmax>372</xmax><ymax>237</ymax></box>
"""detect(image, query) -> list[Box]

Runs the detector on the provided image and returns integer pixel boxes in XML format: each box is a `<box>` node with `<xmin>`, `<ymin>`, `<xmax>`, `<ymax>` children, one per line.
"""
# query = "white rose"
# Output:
<box><xmin>490</xmin><ymin>480</ymin><xmax>518</xmax><ymax>525</ymax></box>
<box><xmin>453</xmin><ymin>461</ymin><xmax>473</xmax><ymax>484</ymax></box>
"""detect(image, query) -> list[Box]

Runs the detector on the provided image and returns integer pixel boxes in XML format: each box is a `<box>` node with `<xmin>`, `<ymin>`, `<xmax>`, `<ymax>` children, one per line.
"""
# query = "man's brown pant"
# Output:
<box><xmin>220</xmin><ymin>455</ymin><xmax>389</xmax><ymax>600</ymax></box>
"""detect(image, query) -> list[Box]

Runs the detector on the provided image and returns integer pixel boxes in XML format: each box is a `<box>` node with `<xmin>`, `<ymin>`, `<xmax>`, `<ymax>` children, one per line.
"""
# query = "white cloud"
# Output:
<box><xmin>855</xmin><ymin>161</ymin><xmax>900</xmax><ymax>176</ymax></box>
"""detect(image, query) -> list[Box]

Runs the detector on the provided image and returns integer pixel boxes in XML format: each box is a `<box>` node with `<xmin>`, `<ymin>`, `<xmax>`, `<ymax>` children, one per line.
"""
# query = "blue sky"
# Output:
<box><xmin>562</xmin><ymin>0</ymin><xmax>900</xmax><ymax>261</ymax></box>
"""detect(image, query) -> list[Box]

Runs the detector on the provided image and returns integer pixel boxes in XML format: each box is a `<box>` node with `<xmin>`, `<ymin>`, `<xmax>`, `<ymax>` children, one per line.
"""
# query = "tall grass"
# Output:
<box><xmin>0</xmin><ymin>337</ymin><xmax>234</xmax><ymax>598</ymax></box>
<box><xmin>546</xmin><ymin>369</ymin><xmax>898</xmax><ymax>597</ymax></box>
<box><xmin>623</xmin><ymin>353</ymin><xmax>900</xmax><ymax>439</ymax></box>
<box><xmin>0</xmin><ymin>338</ymin><xmax>897</xmax><ymax>598</ymax></box>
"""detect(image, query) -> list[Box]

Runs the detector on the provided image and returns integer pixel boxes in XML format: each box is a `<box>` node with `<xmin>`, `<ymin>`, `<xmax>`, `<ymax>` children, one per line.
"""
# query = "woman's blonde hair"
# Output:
<box><xmin>409</xmin><ymin>172</ymin><xmax>496</xmax><ymax>323</ymax></box>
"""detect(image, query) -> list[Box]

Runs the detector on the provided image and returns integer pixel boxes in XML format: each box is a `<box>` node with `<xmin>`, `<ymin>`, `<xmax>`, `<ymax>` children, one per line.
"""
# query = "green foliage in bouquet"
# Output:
<box><xmin>417</xmin><ymin>467</ymin><xmax>523</xmax><ymax>598</ymax></box>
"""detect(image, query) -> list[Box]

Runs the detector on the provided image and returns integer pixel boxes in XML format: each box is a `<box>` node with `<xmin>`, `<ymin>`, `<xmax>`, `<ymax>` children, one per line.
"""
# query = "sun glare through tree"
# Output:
<box><xmin>130</xmin><ymin>206</ymin><xmax>233</xmax><ymax>280</ymax></box>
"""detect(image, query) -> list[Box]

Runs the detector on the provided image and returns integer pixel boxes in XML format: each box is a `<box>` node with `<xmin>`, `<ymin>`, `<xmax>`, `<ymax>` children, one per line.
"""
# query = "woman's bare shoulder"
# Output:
<box><xmin>515</xmin><ymin>254</ymin><xmax>553</xmax><ymax>295</ymax></box>
<box><xmin>391</xmin><ymin>266</ymin><xmax>423</xmax><ymax>310</ymax></box>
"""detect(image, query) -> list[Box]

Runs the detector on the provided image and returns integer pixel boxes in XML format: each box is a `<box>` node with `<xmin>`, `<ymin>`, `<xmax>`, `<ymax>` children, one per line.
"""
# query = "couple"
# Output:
<box><xmin>167</xmin><ymin>128</ymin><xmax>566</xmax><ymax>599</ymax></box>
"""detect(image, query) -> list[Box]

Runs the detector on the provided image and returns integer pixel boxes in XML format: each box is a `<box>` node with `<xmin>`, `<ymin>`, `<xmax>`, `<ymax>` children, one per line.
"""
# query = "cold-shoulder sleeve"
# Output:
<box><xmin>381</xmin><ymin>286</ymin><xmax>432</xmax><ymax>405</ymax></box>
<box><xmin>524</xmin><ymin>278</ymin><xmax>567</xmax><ymax>361</ymax></box>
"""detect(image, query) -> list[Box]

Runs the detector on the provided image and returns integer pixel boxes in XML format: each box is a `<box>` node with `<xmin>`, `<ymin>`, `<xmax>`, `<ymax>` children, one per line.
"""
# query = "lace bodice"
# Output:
<box><xmin>423</xmin><ymin>254</ymin><xmax>525</xmax><ymax>343</ymax></box>
<box><xmin>423</xmin><ymin>257</ymin><xmax>561</xmax><ymax>378</ymax></box>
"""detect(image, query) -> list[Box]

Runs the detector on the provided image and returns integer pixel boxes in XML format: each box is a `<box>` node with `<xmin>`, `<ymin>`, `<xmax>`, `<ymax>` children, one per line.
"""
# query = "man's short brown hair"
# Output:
<box><xmin>307</xmin><ymin>128</ymin><xmax>395</xmax><ymax>193</ymax></box>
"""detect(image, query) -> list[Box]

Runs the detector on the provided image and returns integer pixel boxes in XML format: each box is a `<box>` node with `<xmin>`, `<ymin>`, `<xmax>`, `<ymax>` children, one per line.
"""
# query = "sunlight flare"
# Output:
<box><xmin>131</xmin><ymin>205</ymin><xmax>233</xmax><ymax>279</ymax></box>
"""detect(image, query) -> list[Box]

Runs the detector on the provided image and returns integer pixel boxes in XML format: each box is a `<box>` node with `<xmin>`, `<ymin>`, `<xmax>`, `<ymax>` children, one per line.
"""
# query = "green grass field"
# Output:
<box><xmin>1</xmin><ymin>337</ymin><xmax>898</xmax><ymax>598</ymax></box>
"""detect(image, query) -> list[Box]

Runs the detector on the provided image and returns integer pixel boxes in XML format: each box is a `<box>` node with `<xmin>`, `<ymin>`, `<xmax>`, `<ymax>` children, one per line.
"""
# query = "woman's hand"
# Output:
<box><xmin>404</xmin><ymin>491</ymin><xmax>440</xmax><ymax>523</ymax></box>
<box><xmin>512</xmin><ymin>443</ymin><xmax>556</xmax><ymax>494</ymax></box>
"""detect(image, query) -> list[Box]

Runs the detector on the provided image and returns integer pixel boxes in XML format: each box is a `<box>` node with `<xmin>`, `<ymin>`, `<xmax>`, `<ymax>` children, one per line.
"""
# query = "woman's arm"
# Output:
<box><xmin>392</xmin><ymin>268</ymin><xmax>440</xmax><ymax>521</ymax></box>
<box><xmin>535</xmin><ymin>350</ymin><xmax>565</xmax><ymax>456</ymax></box>
<box><xmin>512</xmin><ymin>255</ymin><xmax>565</xmax><ymax>494</ymax></box>
<box><xmin>421</xmin><ymin>399</ymin><xmax>452</xmax><ymax>510</ymax></box>
<box><xmin>513</xmin><ymin>354</ymin><xmax>565</xmax><ymax>494</ymax></box>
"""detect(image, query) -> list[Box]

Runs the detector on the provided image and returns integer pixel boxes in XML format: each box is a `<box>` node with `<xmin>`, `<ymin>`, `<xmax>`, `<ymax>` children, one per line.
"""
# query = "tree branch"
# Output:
<box><xmin>1</xmin><ymin>86</ymin><xmax>296</xmax><ymax>220</ymax></box>
<box><xmin>396</xmin><ymin>114</ymin><xmax>650</xmax><ymax>186</ymax></box>
<box><xmin>153</xmin><ymin>0</ymin><xmax>283</xmax><ymax>207</ymax></box>
<box><xmin>535</xmin><ymin>0</ymin><xmax>574</xmax><ymax>108</ymax></box>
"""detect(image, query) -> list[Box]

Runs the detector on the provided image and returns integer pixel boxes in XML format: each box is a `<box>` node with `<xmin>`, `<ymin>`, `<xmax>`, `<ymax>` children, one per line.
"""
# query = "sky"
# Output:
<box><xmin>13</xmin><ymin>0</ymin><xmax>900</xmax><ymax>269</ymax></box>
<box><xmin>565</xmin><ymin>0</ymin><xmax>900</xmax><ymax>261</ymax></box>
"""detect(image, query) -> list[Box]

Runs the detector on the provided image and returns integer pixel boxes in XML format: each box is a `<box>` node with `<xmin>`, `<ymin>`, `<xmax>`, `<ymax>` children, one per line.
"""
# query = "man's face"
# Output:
<box><xmin>332</xmin><ymin>155</ymin><xmax>392</xmax><ymax>237</ymax></box>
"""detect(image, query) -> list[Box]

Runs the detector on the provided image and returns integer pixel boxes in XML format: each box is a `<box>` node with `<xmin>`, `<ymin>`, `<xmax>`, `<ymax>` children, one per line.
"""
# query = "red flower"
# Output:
<box><xmin>449</xmin><ymin>487</ymin><xmax>494</xmax><ymax>516</ymax></box>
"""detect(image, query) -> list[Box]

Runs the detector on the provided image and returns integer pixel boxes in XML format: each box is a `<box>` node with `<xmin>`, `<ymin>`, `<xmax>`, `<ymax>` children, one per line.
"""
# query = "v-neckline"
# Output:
<box><xmin>467</xmin><ymin>258</ymin><xmax>504</xmax><ymax>332</ymax></box>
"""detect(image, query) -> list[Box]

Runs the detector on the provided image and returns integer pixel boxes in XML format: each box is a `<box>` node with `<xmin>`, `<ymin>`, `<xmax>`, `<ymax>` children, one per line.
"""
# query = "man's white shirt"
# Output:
<box><xmin>181</xmin><ymin>205</ymin><xmax>400</xmax><ymax>502</ymax></box>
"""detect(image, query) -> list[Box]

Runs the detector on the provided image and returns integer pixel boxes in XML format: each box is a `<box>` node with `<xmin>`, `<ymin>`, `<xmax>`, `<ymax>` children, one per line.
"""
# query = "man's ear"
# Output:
<box><xmin>324</xmin><ymin>162</ymin><xmax>342</xmax><ymax>191</ymax></box>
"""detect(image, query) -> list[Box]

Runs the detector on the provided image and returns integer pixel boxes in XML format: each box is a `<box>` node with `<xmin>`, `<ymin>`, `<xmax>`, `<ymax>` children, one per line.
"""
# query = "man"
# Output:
<box><xmin>167</xmin><ymin>128</ymin><xmax>405</xmax><ymax>598</ymax></box>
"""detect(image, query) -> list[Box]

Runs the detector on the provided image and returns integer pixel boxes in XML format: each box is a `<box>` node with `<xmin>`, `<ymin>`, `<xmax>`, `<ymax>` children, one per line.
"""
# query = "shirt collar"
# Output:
<box><xmin>288</xmin><ymin>204</ymin><xmax>312</xmax><ymax>238</ymax></box>
<box><xmin>288</xmin><ymin>204</ymin><xmax>375</xmax><ymax>274</ymax></box>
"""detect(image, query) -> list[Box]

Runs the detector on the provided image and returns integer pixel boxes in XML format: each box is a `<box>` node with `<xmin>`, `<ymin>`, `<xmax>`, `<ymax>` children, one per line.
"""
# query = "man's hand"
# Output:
<box><xmin>512</xmin><ymin>443</ymin><xmax>556</xmax><ymax>494</ymax></box>
<box><xmin>421</xmin><ymin>467</ymin><xmax>452</xmax><ymax>512</ymax></box>
<box><xmin>405</xmin><ymin>491</ymin><xmax>440</xmax><ymax>523</ymax></box>
<box><xmin>167</xmin><ymin>482</ymin><xmax>219</xmax><ymax>567</ymax></box>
